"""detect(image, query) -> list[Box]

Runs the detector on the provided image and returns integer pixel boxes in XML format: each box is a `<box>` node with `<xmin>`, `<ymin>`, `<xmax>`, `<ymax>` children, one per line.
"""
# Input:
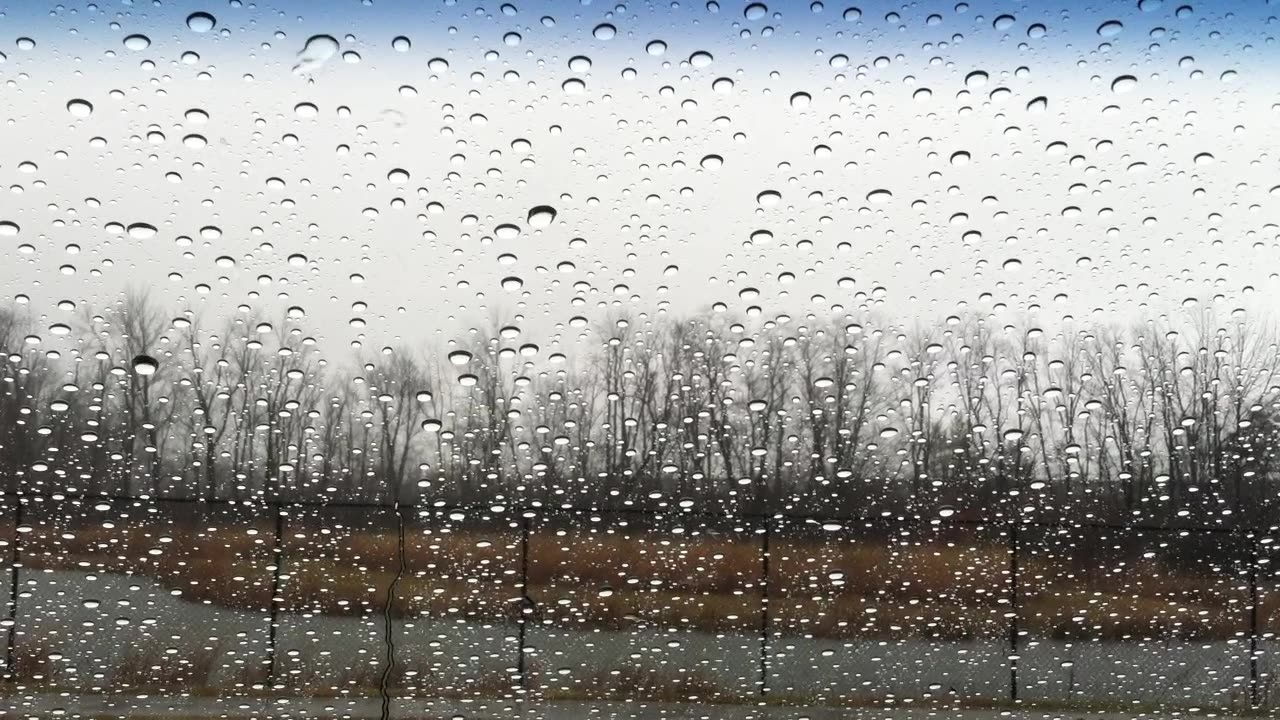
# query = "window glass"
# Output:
<box><xmin>2</xmin><ymin>0</ymin><xmax>1277</xmax><ymax>716</ymax></box>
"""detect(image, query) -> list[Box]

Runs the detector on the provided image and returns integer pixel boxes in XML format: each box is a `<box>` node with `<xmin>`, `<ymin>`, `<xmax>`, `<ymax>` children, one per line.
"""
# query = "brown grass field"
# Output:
<box><xmin>2</xmin><ymin>511</ymin><xmax>1272</xmax><ymax>645</ymax></box>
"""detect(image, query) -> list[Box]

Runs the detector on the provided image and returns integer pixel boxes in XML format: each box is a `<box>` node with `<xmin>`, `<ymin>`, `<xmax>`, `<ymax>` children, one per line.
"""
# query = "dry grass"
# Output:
<box><xmin>10</xmin><ymin>518</ymin><xmax>1272</xmax><ymax>642</ymax></box>
<box><xmin>19</xmin><ymin>516</ymin><xmax>277</xmax><ymax>610</ymax></box>
<box><xmin>538</xmin><ymin>666</ymin><xmax>739</xmax><ymax>703</ymax></box>
<box><xmin>112</xmin><ymin>643</ymin><xmax>221</xmax><ymax>689</ymax></box>
<box><xmin>9</xmin><ymin>638</ymin><xmax>55</xmax><ymax>683</ymax></box>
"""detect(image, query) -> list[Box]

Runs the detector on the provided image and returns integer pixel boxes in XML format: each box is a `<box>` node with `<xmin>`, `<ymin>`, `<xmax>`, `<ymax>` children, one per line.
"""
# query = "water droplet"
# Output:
<box><xmin>183</xmin><ymin>134</ymin><xmax>207</xmax><ymax>149</ymax></box>
<box><xmin>1193</xmin><ymin>152</ymin><xmax>1214</xmax><ymax>165</ymax></box>
<box><xmin>843</xmin><ymin>6</ymin><xmax>861</xmax><ymax>21</ymax></box>
<box><xmin>1027</xmin><ymin>23</ymin><xmax>1047</xmax><ymax>39</ymax></box>
<box><xmin>789</xmin><ymin>91</ymin><xmax>812</xmax><ymax>109</ymax></box>
<box><xmin>1026</xmin><ymin>96</ymin><xmax>1047</xmax><ymax>112</ymax></box>
<box><xmin>562</xmin><ymin>77</ymin><xmax>586</xmax><ymax>94</ymax></box>
<box><xmin>645</xmin><ymin>40</ymin><xmax>667</xmax><ymax>56</ymax></box>
<box><xmin>127</xmin><ymin>223</ymin><xmax>158</xmax><ymax>240</ymax></box>
<box><xmin>123</xmin><ymin>34</ymin><xmax>151</xmax><ymax>51</ymax></box>
<box><xmin>527</xmin><ymin>206</ymin><xmax>557</xmax><ymax>228</ymax></box>
<box><xmin>392</xmin><ymin>36</ymin><xmax>411</xmax><ymax>52</ymax></box>
<box><xmin>0</xmin><ymin>221</ymin><xmax>19</xmax><ymax>237</ymax></box>
<box><xmin>132</xmin><ymin>355</ymin><xmax>159</xmax><ymax>376</ymax></box>
<box><xmin>950</xmin><ymin>150</ymin><xmax>971</xmax><ymax>166</ymax></box>
<box><xmin>757</xmin><ymin>190</ymin><xmax>781</xmax><ymax>207</ymax></box>
<box><xmin>186</xmin><ymin>12</ymin><xmax>216</xmax><ymax>32</ymax></box>
<box><xmin>67</xmin><ymin>99</ymin><xmax>93</xmax><ymax>117</ymax></box>
<box><xmin>744</xmin><ymin>3</ymin><xmax>768</xmax><ymax>20</ymax></box>
<box><xmin>503</xmin><ymin>32</ymin><xmax>522</xmax><ymax>47</ymax></box>
<box><xmin>992</xmin><ymin>14</ymin><xmax>1016</xmax><ymax>31</ymax></box>
<box><xmin>294</xmin><ymin>34</ymin><xmax>339</xmax><ymax>75</ymax></box>
<box><xmin>295</xmin><ymin>102</ymin><xmax>319</xmax><ymax>119</ymax></box>
<box><xmin>448</xmin><ymin>350</ymin><xmax>473</xmax><ymax>366</ymax></box>
<box><xmin>964</xmin><ymin>70</ymin><xmax>989</xmax><ymax>89</ymax></box>
<box><xmin>496</xmin><ymin>223</ymin><xmax>521</xmax><ymax>240</ymax></box>
<box><xmin>689</xmin><ymin>51</ymin><xmax>713</xmax><ymax>68</ymax></box>
<box><xmin>866</xmin><ymin>189</ymin><xmax>892</xmax><ymax>203</ymax></box>
<box><xmin>388</xmin><ymin>168</ymin><xmax>410</xmax><ymax>183</ymax></box>
<box><xmin>700</xmin><ymin>154</ymin><xmax>724</xmax><ymax>170</ymax></box>
<box><xmin>1111</xmin><ymin>75</ymin><xmax>1138</xmax><ymax>93</ymax></box>
<box><xmin>938</xmin><ymin>506</ymin><xmax>957</xmax><ymax>518</ymax></box>
<box><xmin>1097</xmin><ymin>20</ymin><xmax>1124</xmax><ymax>37</ymax></box>
<box><xmin>593</xmin><ymin>23</ymin><xmax>617</xmax><ymax>40</ymax></box>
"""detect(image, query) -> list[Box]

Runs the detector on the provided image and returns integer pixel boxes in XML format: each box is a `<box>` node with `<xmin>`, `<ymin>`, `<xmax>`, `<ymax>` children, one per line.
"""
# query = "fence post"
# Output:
<box><xmin>1249</xmin><ymin>532</ymin><xmax>1260</xmax><ymax>708</ymax></box>
<box><xmin>516</xmin><ymin>512</ymin><xmax>531</xmax><ymax>691</ymax></box>
<box><xmin>265</xmin><ymin>500</ymin><xmax>285</xmax><ymax>689</ymax></box>
<box><xmin>757</xmin><ymin>517</ymin><xmax>772</xmax><ymax>698</ymax></box>
<box><xmin>1008</xmin><ymin>521</ymin><xmax>1020</xmax><ymax>704</ymax></box>
<box><xmin>3</xmin><ymin>497</ymin><xmax>22</xmax><ymax>683</ymax></box>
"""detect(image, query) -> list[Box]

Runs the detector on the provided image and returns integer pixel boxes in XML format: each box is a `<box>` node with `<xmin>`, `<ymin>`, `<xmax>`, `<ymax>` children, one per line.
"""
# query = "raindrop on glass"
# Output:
<box><xmin>67</xmin><ymin>99</ymin><xmax>94</xmax><ymax>117</ymax></box>
<box><xmin>186</xmin><ymin>12</ymin><xmax>216</xmax><ymax>32</ymax></box>
<box><xmin>123</xmin><ymin>34</ymin><xmax>151</xmax><ymax>51</ymax></box>
<box><xmin>527</xmin><ymin>206</ymin><xmax>557</xmax><ymax>228</ymax></box>
<box><xmin>132</xmin><ymin>355</ymin><xmax>159</xmax><ymax>376</ymax></box>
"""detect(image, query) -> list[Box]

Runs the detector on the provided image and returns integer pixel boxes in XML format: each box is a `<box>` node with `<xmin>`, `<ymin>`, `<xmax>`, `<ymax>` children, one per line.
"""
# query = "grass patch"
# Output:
<box><xmin>11</xmin><ymin>519</ymin><xmax>1269</xmax><ymax>641</ymax></box>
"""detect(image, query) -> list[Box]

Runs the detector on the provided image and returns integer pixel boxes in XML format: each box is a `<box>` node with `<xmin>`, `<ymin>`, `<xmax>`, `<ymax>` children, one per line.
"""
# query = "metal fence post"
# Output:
<box><xmin>265</xmin><ymin>500</ymin><xmax>285</xmax><ymax>689</ymax></box>
<box><xmin>3</xmin><ymin>497</ymin><xmax>23</xmax><ymax>683</ymax></box>
<box><xmin>1249</xmin><ymin>532</ymin><xmax>1260</xmax><ymax>709</ymax></box>
<box><xmin>757</xmin><ymin>517</ymin><xmax>772</xmax><ymax>698</ymax></box>
<box><xmin>1008</xmin><ymin>521</ymin><xmax>1020</xmax><ymax>704</ymax></box>
<box><xmin>517</xmin><ymin>512</ymin><xmax>531</xmax><ymax>691</ymax></box>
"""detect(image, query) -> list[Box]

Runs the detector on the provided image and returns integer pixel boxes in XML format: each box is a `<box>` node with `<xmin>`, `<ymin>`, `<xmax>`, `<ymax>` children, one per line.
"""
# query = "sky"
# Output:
<box><xmin>1</xmin><ymin>0</ymin><xmax>1279</xmax><ymax>360</ymax></box>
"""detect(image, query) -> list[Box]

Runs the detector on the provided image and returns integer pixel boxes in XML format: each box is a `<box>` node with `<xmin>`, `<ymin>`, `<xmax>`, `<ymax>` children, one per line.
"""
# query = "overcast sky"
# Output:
<box><xmin>2</xmin><ymin>0</ymin><xmax>1278</xmax><ymax>360</ymax></box>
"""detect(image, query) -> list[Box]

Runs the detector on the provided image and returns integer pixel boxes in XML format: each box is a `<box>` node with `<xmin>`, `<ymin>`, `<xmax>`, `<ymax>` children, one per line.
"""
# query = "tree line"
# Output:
<box><xmin>2</xmin><ymin>292</ymin><xmax>1279</xmax><ymax>528</ymax></box>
